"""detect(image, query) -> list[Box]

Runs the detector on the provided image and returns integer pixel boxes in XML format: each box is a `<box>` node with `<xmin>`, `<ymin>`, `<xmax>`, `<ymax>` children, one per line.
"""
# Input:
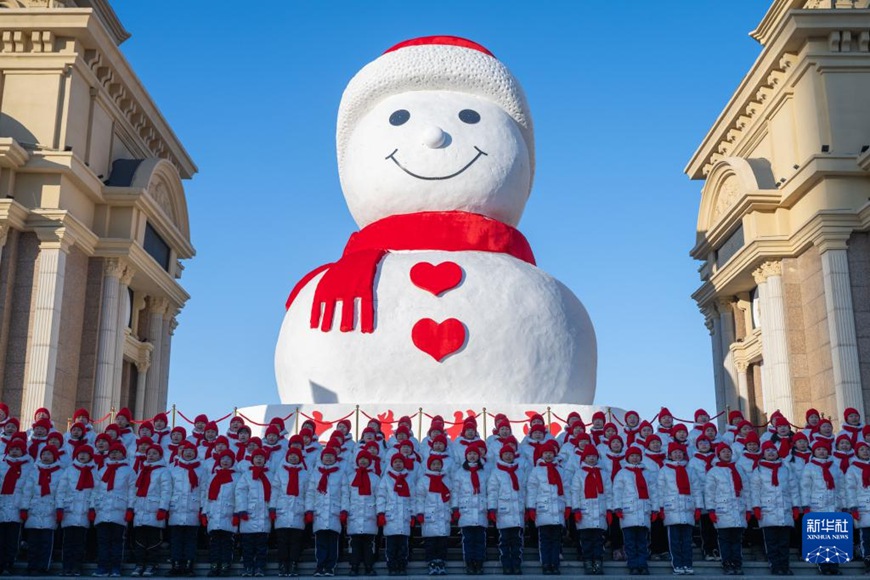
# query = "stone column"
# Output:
<box><xmin>819</xmin><ymin>247</ymin><xmax>863</xmax><ymax>421</ymax></box>
<box><xmin>704</xmin><ymin>306</ymin><xmax>726</xmax><ymax>429</ymax></box>
<box><xmin>717</xmin><ymin>297</ymin><xmax>739</xmax><ymax>414</ymax></box>
<box><xmin>143</xmin><ymin>297</ymin><xmax>167</xmax><ymax>419</ymax></box>
<box><xmin>93</xmin><ymin>259</ymin><xmax>125</xmax><ymax>423</ymax></box>
<box><xmin>157</xmin><ymin>313</ymin><xmax>176</xmax><ymax>415</ymax></box>
<box><xmin>0</xmin><ymin>224</ymin><xmax>8</xmax><ymax>271</ymax></box>
<box><xmin>21</xmin><ymin>231</ymin><xmax>72</xmax><ymax>421</ymax></box>
<box><xmin>134</xmin><ymin>355</ymin><xmax>150</xmax><ymax>421</ymax></box>
<box><xmin>111</xmin><ymin>265</ymin><xmax>135</xmax><ymax>407</ymax></box>
<box><xmin>736</xmin><ymin>360</ymin><xmax>750</xmax><ymax>416</ymax></box>
<box><xmin>753</xmin><ymin>261</ymin><xmax>794</xmax><ymax>420</ymax></box>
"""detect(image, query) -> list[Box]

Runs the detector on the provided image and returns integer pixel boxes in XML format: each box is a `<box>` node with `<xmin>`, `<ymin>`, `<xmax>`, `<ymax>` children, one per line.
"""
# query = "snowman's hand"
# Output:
<box><xmin>310</xmin><ymin>248</ymin><xmax>386</xmax><ymax>333</ymax></box>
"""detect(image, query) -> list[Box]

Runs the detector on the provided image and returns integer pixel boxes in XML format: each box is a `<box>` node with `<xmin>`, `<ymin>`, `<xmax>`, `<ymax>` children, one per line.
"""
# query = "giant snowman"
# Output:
<box><xmin>276</xmin><ymin>36</ymin><xmax>596</xmax><ymax>406</ymax></box>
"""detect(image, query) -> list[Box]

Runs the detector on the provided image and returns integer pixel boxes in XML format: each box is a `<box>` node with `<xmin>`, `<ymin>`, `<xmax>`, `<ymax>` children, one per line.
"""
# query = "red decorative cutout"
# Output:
<box><xmin>446</xmin><ymin>411</ymin><xmax>478</xmax><ymax>440</ymax></box>
<box><xmin>412</xmin><ymin>318</ymin><xmax>466</xmax><ymax>362</ymax></box>
<box><xmin>377</xmin><ymin>411</ymin><xmax>395</xmax><ymax>440</ymax></box>
<box><xmin>521</xmin><ymin>411</ymin><xmax>561</xmax><ymax>436</ymax></box>
<box><xmin>307</xmin><ymin>411</ymin><xmax>333</xmax><ymax>437</ymax></box>
<box><xmin>289</xmin><ymin>211</ymin><xmax>536</xmax><ymax>333</ymax></box>
<box><xmin>410</xmin><ymin>262</ymin><xmax>462</xmax><ymax>296</ymax></box>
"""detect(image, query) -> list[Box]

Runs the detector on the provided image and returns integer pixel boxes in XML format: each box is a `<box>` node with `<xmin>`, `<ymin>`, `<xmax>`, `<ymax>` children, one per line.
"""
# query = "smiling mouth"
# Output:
<box><xmin>385</xmin><ymin>147</ymin><xmax>488</xmax><ymax>180</ymax></box>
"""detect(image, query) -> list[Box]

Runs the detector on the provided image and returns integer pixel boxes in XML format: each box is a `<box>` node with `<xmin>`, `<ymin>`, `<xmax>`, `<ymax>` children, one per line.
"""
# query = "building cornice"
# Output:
<box><xmin>102</xmin><ymin>186</ymin><xmax>195</xmax><ymax>260</ymax></box>
<box><xmin>0</xmin><ymin>138</ymin><xmax>30</xmax><ymax>168</ymax></box>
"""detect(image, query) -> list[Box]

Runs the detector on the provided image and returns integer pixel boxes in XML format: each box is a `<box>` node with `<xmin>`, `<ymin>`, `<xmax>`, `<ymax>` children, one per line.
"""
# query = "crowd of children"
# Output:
<box><xmin>0</xmin><ymin>403</ymin><xmax>868</xmax><ymax>577</ymax></box>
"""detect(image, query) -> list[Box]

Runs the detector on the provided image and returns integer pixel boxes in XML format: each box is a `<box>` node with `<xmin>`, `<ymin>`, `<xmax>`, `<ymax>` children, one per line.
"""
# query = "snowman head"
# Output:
<box><xmin>337</xmin><ymin>36</ymin><xmax>534</xmax><ymax>228</ymax></box>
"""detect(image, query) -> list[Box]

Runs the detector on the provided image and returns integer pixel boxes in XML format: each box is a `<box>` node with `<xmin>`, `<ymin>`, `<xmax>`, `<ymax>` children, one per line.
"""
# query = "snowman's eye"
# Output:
<box><xmin>389</xmin><ymin>110</ymin><xmax>410</xmax><ymax>126</ymax></box>
<box><xmin>459</xmin><ymin>109</ymin><xmax>480</xmax><ymax>124</ymax></box>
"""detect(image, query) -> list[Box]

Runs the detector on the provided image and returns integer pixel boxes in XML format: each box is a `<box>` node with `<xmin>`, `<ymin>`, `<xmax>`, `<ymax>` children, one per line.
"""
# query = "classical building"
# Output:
<box><xmin>687</xmin><ymin>0</ymin><xmax>870</xmax><ymax>429</ymax></box>
<box><xmin>0</xmin><ymin>0</ymin><xmax>195</xmax><ymax>425</ymax></box>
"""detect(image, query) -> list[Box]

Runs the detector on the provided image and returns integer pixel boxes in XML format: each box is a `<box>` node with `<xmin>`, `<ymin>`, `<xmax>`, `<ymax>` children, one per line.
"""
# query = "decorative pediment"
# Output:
<box><xmin>698</xmin><ymin>157</ymin><xmax>777</xmax><ymax>234</ymax></box>
<box><xmin>128</xmin><ymin>158</ymin><xmax>191</xmax><ymax>241</ymax></box>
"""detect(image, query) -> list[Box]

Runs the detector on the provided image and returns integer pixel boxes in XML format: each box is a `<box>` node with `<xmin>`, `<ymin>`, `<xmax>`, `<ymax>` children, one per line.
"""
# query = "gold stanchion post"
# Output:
<box><xmin>355</xmin><ymin>405</ymin><xmax>360</xmax><ymax>440</ymax></box>
<box><xmin>171</xmin><ymin>404</ymin><xmax>177</xmax><ymax>428</ymax></box>
<box><xmin>418</xmin><ymin>408</ymin><xmax>423</xmax><ymax>439</ymax></box>
<box><xmin>295</xmin><ymin>407</ymin><xmax>301</xmax><ymax>434</ymax></box>
<box><xmin>482</xmin><ymin>408</ymin><xmax>487</xmax><ymax>436</ymax></box>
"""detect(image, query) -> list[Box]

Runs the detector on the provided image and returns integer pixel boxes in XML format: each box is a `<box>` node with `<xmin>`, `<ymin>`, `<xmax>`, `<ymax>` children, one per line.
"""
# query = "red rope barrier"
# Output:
<box><xmin>131</xmin><ymin>411</ymin><xmax>170</xmax><ymax>424</ymax></box>
<box><xmin>236</xmin><ymin>412</ymin><xmax>295</xmax><ymax>427</ymax></box>
<box><xmin>300</xmin><ymin>410</ymin><xmax>354</xmax><ymax>425</ymax></box>
<box><xmin>91</xmin><ymin>413</ymin><xmax>112</xmax><ymax>425</ymax></box>
<box><xmin>176</xmin><ymin>410</ymin><xmax>234</xmax><ymax>425</ymax></box>
<box><xmin>421</xmin><ymin>411</ymin><xmax>479</xmax><ymax>426</ymax></box>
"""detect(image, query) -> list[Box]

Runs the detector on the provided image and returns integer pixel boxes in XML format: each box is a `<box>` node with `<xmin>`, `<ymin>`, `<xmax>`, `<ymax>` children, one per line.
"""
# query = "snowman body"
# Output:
<box><xmin>276</xmin><ymin>250</ymin><xmax>596</xmax><ymax>405</ymax></box>
<box><xmin>275</xmin><ymin>37</ymin><xmax>598</xmax><ymax>407</ymax></box>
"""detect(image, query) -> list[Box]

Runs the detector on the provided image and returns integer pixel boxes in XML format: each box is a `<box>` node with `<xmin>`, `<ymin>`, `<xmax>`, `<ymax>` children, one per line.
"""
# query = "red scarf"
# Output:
<box><xmin>284</xmin><ymin>465</ymin><xmax>302</xmax><ymax>496</ymax></box>
<box><xmin>208</xmin><ymin>469</ymin><xmax>234</xmax><ymax>500</ymax></box>
<box><xmin>27</xmin><ymin>437</ymin><xmax>45</xmax><ymax>459</ymax></box>
<box><xmin>233</xmin><ymin>442</ymin><xmax>247</xmax><ymax>462</ymax></box>
<box><xmin>843</xmin><ymin>424</ymin><xmax>862</xmax><ymax>445</ymax></box>
<box><xmin>167</xmin><ymin>444</ymin><xmax>180</xmax><ymax>464</ymax></box>
<box><xmin>426</xmin><ymin>472</ymin><xmax>451</xmax><ymax>503</ymax></box>
<box><xmin>67</xmin><ymin>437</ymin><xmax>87</xmax><ymax>452</ymax></box>
<box><xmin>773</xmin><ymin>435</ymin><xmax>792</xmax><ymax>459</ymax></box>
<box><xmin>389</xmin><ymin>471</ymin><xmax>411</xmax><ymax>497</ymax></box>
<box><xmin>645</xmin><ymin>452</ymin><xmax>665</xmax><ymax>468</ymax></box>
<box><xmin>624</xmin><ymin>427</ymin><xmax>640</xmax><ymax>447</ymax></box>
<box><xmin>694</xmin><ymin>452</ymin><xmax>715</xmax><ymax>472</ymax></box>
<box><xmin>133</xmin><ymin>454</ymin><xmax>146</xmax><ymax>474</ymax></box>
<box><xmin>74</xmin><ymin>462</ymin><xmax>95</xmax><ymax>491</ymax></box>
<box><xmin>289</xmin><ymin>211</ymin><xmax>536</xmax><ymax>333</ymax></box>
<box><xmin>252</xmin><ymin>466</ymin><xmax>271</xmax><ymax>502</ymax></box>
<box><xmin>102</xmin><ymin>461</ymin><xmax>125</xmax><ymax>491</ymax></box>
<box><xmin>498</xmin><ymin>462</ymin><xmax>520</xmax><ymax>491</ymax></box>
<box><xmin>793</xmin><ymin>450</ymin><xmax>811</xmax><ymax>463</ymax></box>
<box><xmin>135</xmin><ymin>464</ymin><xmax>163</xmax><ymax>497</ymax></box>
<box><xmin>812</xmin><ymin>459</ymin><xmax>836</xmax><ymax>490</ymax></box>
<box><xmin>317</xmin><ymin>466</ymin><xmax>339</xmax><ymax>494</ymax></box>
<box><xmin>371</xmin><ymin>455</ymin><xmax>382</xmax><ymax>476</ymax></box>
<box><xmin>759</xmin><ymin>460</ymin><xmax>781</xmax><ymax>486</ymax></box>
<box><xmin>94</xmin><ymin>452</ymin><xmax>106</xmax><ymax>469</ymax></box>
<box><xmin>37</xmin><ymin>464</ymin><xmax>60</xmax><ymax>496</ymax></box>
<box><xmin>854</xmin><ymin>460</ymin><xmax>870</xmax><ymax>488</ymax></box>
<box><xmin>154</xmin><ymin>429</ymin><xmax>170</xmax><ymax>445</ymax></box>
<box><xmin>607</xmin><ymin>453</ymin><xmax>623</xmax><ymax>480</ymax></box>
<box><xmin>657</xmin><ymin>426</ymin><xmax>672</xmax><ymax>438</ymax></box>
<box><xmin>541</xmin><ymin>461</ymin><xmax>564</xmax><ymax>496</ymax></box>
<box><xmin>833</xmin><ymin>450</ymin><xmax>854</xmax><ymax>474</ymax></box>
<box><xmin>666</xmin><ymin>462</ymin><xmax>691</xmax><ymax>495</ymax></box>
<box><xmin>467</xmin><ymin>464</ymin><xmax>481</xmax><ymax>494</ymax></box>
<box><xmin>719</xmin><ymin>461</ymin><xmax>743</xmax><ymax>496</ymax></box>
<box><xmin>1</xmin><ymin>459</ymin><xmax>25</xmax><ymax>495</ymax></box>
<box><xmin>590</xmin><ymin>428</ymin><xmax>605</xmax><ymax>446</ymax></box>
<box><xmin>582</xmin><ymin>465</ymin><xmax>604</xmax><ymax>499</ymax></box>
<box><xmin>351</xmin><ymin>467</ymin><xmax>372</xmax><ymax>496</ymax></box>
<box><xmin>178</xmin><ymin>461</ymin><xmax>200</xmax><ymax>490</ymax></box>
<box><xmin>626</xmin><ymin>465</ymin><xmax>649</xmax><ymax>499</ymax></box>
<box><xmin>742</xmin><ymin>451</ymin><xmax>761</xmax><ymax>470</ymax></box>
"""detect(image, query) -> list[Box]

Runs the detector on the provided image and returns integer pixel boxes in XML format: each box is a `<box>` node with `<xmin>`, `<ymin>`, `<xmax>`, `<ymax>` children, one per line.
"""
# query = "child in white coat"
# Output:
<box><xmin>487</xmin><ymin>444</ymin><xmax>526</xmax><ymax>575</ymax></box>
<box><xmin>612</xmin><ymin>445</ymin><xmax>659</xmax><ymax>576</ymax></box>
<box><xmin>802</xmin><ymin>441</ymin><xmax>845</xmax><ymax>575</ymax></box>
<box><xmin>570</xmin><ymin>445</ymin><xmax>611</xmax><ymax>576</ymax></box>
<box><xmin>751</xmin><ymin>441</ymin><xmax>801</xmax><ymax>576</ymax></box>
<box><xmin>453</xmin><ymin>444</ymin><xmax>488</xmax><ymax>575</ymax></box>
<box><xmin>704</xmin><ymin>444</ymin><xmax>749</xmax><ymax>577</ymax></box>
<box><xmin>658</xmin><ymin>443</ymin><xmax>702</xmax><ymax>575</ymax></box>
<box><xmin>418</xmin><ymin>454</ymin><xmax>453</xmax><ymax>576</ymax></box>
<box><xmin>846</xmin><ymin>441</ymin><xmax>870</xmax><ymax>573</ymax></box>
<box><xmin>203</xmin><ymin>450</ymin><xmax>239</xmax><ymax>577</ymax></box>
<box><xmin>526</xmin><ymin>439</ymin><xmax>569</xmax><ymax>575</ymax></box>
<box><xmin>272</xmin><ymin>448</ymin><xmax>309</xmax><ymax>577</ymax></box>
<box><xmin>305</xmin><ymin>447</ymin><xmax>344</xmax><ymax>577</ymax></box>
<box><xmin>168</xmin><ymin>441</ymin><xmax>206</xmax><ymax>576</ymax></box>
<box><xmin>376</xmin><ymin>454</ymin><xmax>416</xmax><ymax>576</ymax></box>
<box><xmin>0</xmin><ymin>439</ymin><xmax>30</xmax><ymax>575</ymax></box>
<box><xmin>92</xmin><ymin>443</ymin><xmax>134</xmax><ymax>577</ymax></box>
<box><xmin>22</xmin><ymin>444</ymin><xmax>62</xmax><ymax>575</ymax></box>
<box><xmin>342</xmin><ymin>450</ymin><xmax>379</xmax><ymax>576</ymax></box>
<box><xmin>130</xmin><ymin>444</ymin><xmax>171</xmax><ymax>577</ymax></box>
<box><xmin>56</xmin><ymin>444</ymin><xmax>97</xmax><ymax>576</ymax></box>
<box><xmin>236</xmin><ymin>449</ymin><xmax>274</xmax><ymax>577</ymax></box>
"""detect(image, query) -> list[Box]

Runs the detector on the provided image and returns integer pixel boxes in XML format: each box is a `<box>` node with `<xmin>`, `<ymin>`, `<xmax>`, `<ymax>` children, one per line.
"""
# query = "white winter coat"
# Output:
<box><xmin>416</xmin><ymin>470</ymin><xmax>453</xmax><ymax>537</ymax></box>
<box><xmin>801</xmin><ymin>458</ymin><xmax>844</xmax><ymax>512</ymax></box>
<box><xmin>452</xmin><ymin>465</ymin><xmax>488</xmax><ymax>528</ymax></box>
<box><xmin>340</xmin><ymin>468</ymin><xmax>379</xmax><ymax>536</ymax></box>
<box><xmin>305</xmin><ymin>463</ymin><xmax>343</xmax><ymax>533</ymax></box>
<box><xmin>271</xmin><ymin>463</ymin><xmax>309</xmax><ymax>530</ymax></box>
<box><xmin>56</xmin><ymin>460</ymin><xmax>98</xmax><ymax>528</ymax></box>
<box><xmin>91</xmin><ymin>460</ymin><xmax>134</xmax><ymax>526</ymax></box>
<box><xmin>168</xmin><ymin>459</ymin><xmax>207</xmax><ymax>527</ymax></box>
<box><xmin>612</xmin><ymin>463</ymin><xmax>658</xmax><ymax>529</ymax></box>
<box><xmin>486</xmin><ymin>461</ymin><xmax>526</xmax><ymax>530</ymax></box>
<box><xmin>130</xmin><ymin>460</ymin><xmax>171</xmax><ymax>528</ymax></box>
<box><xmin>235</xmin><ymin>466</ymin><xmax>273</xmax><ymax>533</ymax></box>
<box><xmin>750</xmin><ymin>460</ymin><xmax>800</xmax><ymax>528</ymax></box>
<box><xmin>0</xmin><ymin>458</ymin><xmax>32</xmax><ymax>523</ymax></box>
<box><xmin>845</xmin><ymin>459</ymin><xmax>870</xmax><ymax>528</ymax></box>
<box><xmin>202</xmin><ymin>469</ymin><xmax>238</xmax><ymax>532</ymax></box>
<box><xmin>657</xmin><ymin>461</ymin><xmax>702</xmax><ymax>526</ymax></box>
<box><xmin>526</xmin><ymin>461</ymin><xmax>568</xmax><ymax>528</ymax></box>
<box><xmin>22</xmin><ymin>461</ymin><xmax>62</xmax><ymax>529</ymax></box>
<box><xmin>376</xmin><ymin>468</ymin><xmax>415</xmax><ymax>536</ymax></box>
<box><xmin>570</xmin><ymin>465</ymin><xmax>611</xmax><ymax>530</ymax></box>
<box><xmin>704</xmin><ymin>463</ymin><xmax>749</xmax><ymax>529</ymax></box>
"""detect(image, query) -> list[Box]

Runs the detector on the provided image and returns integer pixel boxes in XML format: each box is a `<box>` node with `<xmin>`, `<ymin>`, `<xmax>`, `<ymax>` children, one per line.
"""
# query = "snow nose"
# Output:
<box><xmin>420</xmin><ymin>126</ymin><xmax>448</xmax><ymax>149</ymax></box>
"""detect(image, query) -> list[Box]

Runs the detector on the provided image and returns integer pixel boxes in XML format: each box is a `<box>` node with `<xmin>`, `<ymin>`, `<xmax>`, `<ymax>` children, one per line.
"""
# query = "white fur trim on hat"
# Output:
<box><xmin>336</xmin><ymin>36</ymin><xmax>534</xmax><ymax>172</ymax></box>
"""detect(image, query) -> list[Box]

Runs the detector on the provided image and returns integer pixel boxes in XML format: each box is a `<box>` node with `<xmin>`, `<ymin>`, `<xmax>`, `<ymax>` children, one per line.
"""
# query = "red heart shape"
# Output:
<box><xmin>411</xmin><ymin>318</ymin><xmax>466</xmax><ymax>362</ymax></box>
<box><xmin>409</xmin><ymin>261</ymin><xmax>463</xmax><ymax>296</ymax></box>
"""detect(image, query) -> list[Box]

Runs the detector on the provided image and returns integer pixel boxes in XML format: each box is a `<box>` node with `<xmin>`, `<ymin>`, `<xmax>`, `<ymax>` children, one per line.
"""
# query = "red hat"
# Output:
<box><xmin>702</xmin><ymin>422</ymin><xmax>718</xmax><ymax>435</ymax></box>
<box><xmin>288</xmin><ymin>435</ymin><xmax>304</xmax><ymax>447</ymax></box>
<box><xmin>364</xmin><ymin>441</ymin><xmax>380</xmax><ymax>454</ymax></box>
<box><xmin>138</xmin><ymin>421</ymin><xmax>154</xmax><ymax>433</ymax></box>
<box><xmin>592</xmin><ymin>411</ymin><xmax>606</xmax><ymax>422</ymax></box>
<box><xmin>217</xmin><ymin>450</ymin><xmax>235</xmax><ymax>465</ymax></box>
<box><xmin>0</xmin><ymin>403</ymin><xmax>8</xmax><ymax>417</ymax></box>
<box><xmin>845</xmin><ymin>407</ymin><xmax>861</xmax><ymax>421</ymax></box>
<box><xmin>153</xmin><ymin>412</ymin><xmax>168</xmax><ymax>424</ymax></box>
<box><xmin>744</xmin><ymin>431</ymin><xmax>760</xmax><ymax>444</ymax></box>
<box><xmin>269</xmin><ymin>417</ymin><xmax>286</xmax><ymax>430</ymax></box>
<box><xmin>672</xmin><ymin>424</ymin><xmax>688</xmax><ymax>436</ymax></box>
<box><xmin>667</xmin><ymin>442</ymin><xmax>686</xmax><ymax>456</ymax></box>
<box><xmin>431</xmin><ymin>434</ymin><xmax>448</xmax><ymax>448</ymax></box>
<box><xmin>580</xmin><ymin>445</ymin><xmax>599</xmax><ymax>460</ymax></box>
<box><xmin>75</xmin><ymin>445</ymin><xmax>94</xmax><ymax>458</ymax></box>
<box><xmin>461</xmin><ymin>420</ymin><xmax>477</xmax><ymax>432</ymax></box>
<box><xmin>320</xmin><ymin>447</ymin><xmax>338</xmax><ymax>460</ymax></box>
<box><xmin>715</xmin><ymin>443</ymin><xmax>732</xmax><ymax>457</ymax></box>
<box><xmin>116</xmin><ymin>408</ymin><xmax>132</xmax><ymax>422</ymax></box>
<box><xmin>108</xmin><ymin>443</ymin><xmax>127</xmax><ymax>457</ymax></box>
<box><xmin>499</xmin><ymin>444</ymin><xmax>517</xmax><ymax>459</ymax></box>
<box><xmin>250</xmin><ymin>449</ymin><xmax>267</xmax><ymax>461</ymax></box>
<box><xmin>856</xmin><ymin>441</ymin><xmax>870</xmax><ymax>453</ymax></box>
<box><xmin>356</xmin><ymin>450</ymin><xmax>374</xmax><ymax>465</ymax></box>
<box><xmin>624</xmin><ymin>410</ymin><xmax>639</xmax><ymax>422</ymax></box>
<box><xmin>70</xmin><ymin>422</ymin><xmax>87</xmax><ymax>434</ymax></box>
<box><xmin>395</xmin><ymin>425</ymin><xmax>411</xmax><ymax>438</ymax></box>
<box><xmin>10</xmin><ymin>432</ymin><xmax>26</xmax><ymax>443</ymax></box>
<box><xmin>658</xmin><ymin>407</ymin><xmax>672</xmax><ymax>419</ymax></box>
<box><xmin>286</xmin><ymin>448</ymin><xmax>304</xmax><ymax>462</ymax></box>
<box><xmin>34</xmin><ymin>407</ymin><xmax>51</xmax><ymax>419</ymax></box>
<box><xmin>361</xmin><ymin>427</ymin><xmax>376</xmax><ymax>438</ymax></box>
<box><xmin>529</xmin><ymin>423</ymin><xmax>546</xmax><ymax>435</ymax></box>
<box><xmin>4</xmin><ymin>417</ymin><xmax>19</xmax><ymax>431</ymax></box>
<box><xmin>171</xmin><ymin>426</ymin><xmax>187</xmax><ymax>439</ymax></box>
<box><xmin>179</xmin><ymin>441</ymin><xmax>197</xmax><ymax>454</ymax></box>
<box><xmin>299</xmin><ymin>427</ymin><xmax>314</xmax><ymax>439</ymax></box>
<box><xmin>265</xmin><ymin>425</ymin><xmax>281</xmax><ymax>438</ymax></box>
<box><xmin>33</xmin><ymin>418</ymin><xmax>51</xmax><ymax>431</ymax></box>
<box><xmin>426</xmin><ymin>454</ymin><xmax>444</xmax><ymax>469</ymax></box>
<box><xmin>625</xmin><ymin>446</ymin><xmax>643</xmax><ymax>458</ymax></box>
<box><xmin>214</xmin><ymin>436</ymin><xmax>230</xmax><ymax>447</ymax></box>
<box><xmin>238</xmin><ymin>425</ymin><xmax>254</xmax><ymax>436</ymax></box>
<box><xmin>39</xmin><ymin>444</ymin><xmax>59</xmax><ymax>461</ymax></box>
<box><xmin>812</xmin><ymin>440</ymin><xmax>831</xmax><ymax>453</ymax></box>
<box><xmin>645</xmin><ymin>434</ymin><xmax>661</xmax><ymax>447</ymax></box>
<box><xmin>603</xmin><ymin>422</ymin><xmax>617</xmax><ymax>433</ymax></box>
<box><xmin>229</xmin><ymin>416</ymin><xmax>245</xmax><ymax>426</ymax></box>
<box><xmin>495</xmin><ymin>418</ymin><xmax>511</xmax><ymax>431</ymax></box>
<box><xmin>147</xmin><ymin>445</ymin><xmax>163</xmax><ymax>458</ymax></box>
<box><xmin>695</xmin><ymin>435</ymin><xmax>711</xmax><ymax>446</ymax></box>
<box><xmin>638</xmin><ymin>420</ymin><xmax>652</xmax><ymax>432</ymax></box>
<box><xmin>736</xmin><ymin>420</ymin><xmax>753</xmax><ymax>432</ymax></box>
<box><xmin>46</xmin><ymin>431</ymin><xmax>63</xmax><ymax>444</ymax></box>
<box><xmin>607</xmin><ymin>434</ymin><xmax>624</xmax><ymax>447</ymax></box>
<box><xmin>248</xmin><ymin>437</ymin><xmax>263</xmax><ymax>448</ymax></box>
<box><xmin>694</xmin><ymin>409</ymin><xmax>709</xmax><ymax>422</ymax></box>
<box><xmin>136</xmin><ymin>436</ymin><xmax>153</xmax><ymax>447</ymax></box>
<box><xmin>5</xmin><ymin>439</ymin><xmax>26</xmax><ymax>454</ymax></box>
<box><xmin>761</xmin><ymin>441</ymin><xmax>777</xmax><ymax>454</ymax></box>
<box><xmin>194</xmin><ymin>414</ymin><xmax>208</xmax><ymax>424</ymax></box>
<box><xmin>73</xmin><ymin>408</ymin><xmax>90</xmax><ymax>421</ymax></box>
<box><xmin>773</xmin><ymin>416</ymin><xmax>790</xmax><ymax>428</ymax></box>
<box><xmin>204</xmin><ymin>422</ymin><xmax>219</xmax><ymax>433</ymax></box>
<box><xmin>864</xmin><ymin>425</ymin><xmax>870</xmax><ymax>438</ymax></box>
<box><xmin>95</xmin><ymin>433</ymin><xmax>111</xmax><ymax>446</ymax></box>
<box><xmin>464</xmin><ymin>444</ymin><xmax>483</xmax><ymax>459</ymax></box>
<box><xmin>572</xmin><ymin>433</ymin><xmax>591</xmax><ymax>444</ymax></box>
<box><xmin>337</xmin><ymin>419</ymin><xmax>352</xmax><ymax>432</ymax></box>
<box><xmin>792</xmin><ymin>432</ymin><xmax>808</xmax><ymax>443</ymax></box>
<box><xmin>806</xmin><ymin>408</ymin><xmax>820</xmax><ymax>421</ymax></box>
<box><xmin>836</xmin><ymin>434</ymin><xmax>853</xmax><ymax>446</ymax></box>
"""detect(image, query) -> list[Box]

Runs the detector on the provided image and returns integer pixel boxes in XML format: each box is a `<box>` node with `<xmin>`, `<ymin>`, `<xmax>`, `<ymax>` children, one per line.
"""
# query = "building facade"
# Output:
<box><xmin>687</xmin><ymin>0</ymin><xmax>870</xmax><ymax>429</ymax></box>
<box><xmin>0</xmin><ymin>0</ymin><xmax>195</xmax><ymax>424</ymax></box>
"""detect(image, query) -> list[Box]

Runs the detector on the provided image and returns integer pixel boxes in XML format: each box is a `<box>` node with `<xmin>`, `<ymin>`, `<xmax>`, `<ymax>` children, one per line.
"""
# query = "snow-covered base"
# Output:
<box><xmin>236</xmin><ymin>403</ymin><xmax>625</xmax><ymax>439</ymax></box>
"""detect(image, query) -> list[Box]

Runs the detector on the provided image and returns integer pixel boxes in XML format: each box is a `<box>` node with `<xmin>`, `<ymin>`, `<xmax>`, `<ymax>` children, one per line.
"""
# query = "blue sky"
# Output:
<box><xmin>111</xmin><ymin>1</ymin><xmax>771</xmax><ymax>425</ymax></box>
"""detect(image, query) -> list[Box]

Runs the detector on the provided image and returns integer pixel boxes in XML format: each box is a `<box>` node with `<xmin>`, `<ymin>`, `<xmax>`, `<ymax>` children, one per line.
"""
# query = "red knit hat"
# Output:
<box><xmin>116</xmin><ymin>408</ymin><xmax>132</xmax><ymax>422</ymax></box>
<box><xmin>580</xmin><ymin>445</ymin><xmax>599</xmax><ymax>460</ymax></box>
<box><xmin>625</xmin><ymin>446</ymin><xmax>643</xmax><ymax>459</ymax></box>
<box><xmin>715</xmin><ymin>443</ymin><xmax>733</xmax><ymax>458</ymax></box>
<box><xmin>39</xmin><ymin>444</ymin><xmax>59</xmax><ymax>461</ymax></box>
<box><xmin>75</xmin><ymin>445</ymin><xmax>94</xmax><ymax>459</ymax></box>
<box><xmin>806</xmin><ymin>408</ymin><xmax>820</xmax><ymax>421</ymax></box>
<box><xmin>194</xmin><ymin>414</ymin><xmax>208</xmax><ymax>424</ymax></box>
<box><xmin>73</xmin><ymin>408</ymin><xmax>90</xmax><ymax>421</ymax></box>
<box><xmin>845</xmin><ymin>407</ymin><xmax>861</xmax><ymax>421</ymax></box>
<box><xmin>286</xmin><ymin>448</ymin><xmax>303</xmax><ymax>462</ymax></box>
<box><xmin>728</xmin><ymin>410</ymin><xmax>744</xmax><ymax>423</ymax></box>
<box><xmin>667</xmin><ymin>442</ymin><xmax>686</xmax><ymax>456</ymax></box>
<box><xmin>153</xmin><ymin>412</ymin><xmax>168</xmax><ymax>425</ymax></box>
<box><xmin>592</xmin><ymin>411</ymin><xmax>606</xmax><ymax>422</ymax></box>
<box><xmin>694</xmin><ymin>409</ymin><xmax>709</xmax><ymax>422</ymax></box>
<box><xmin>761</xmin><ymin>441</ymin><xmax>777</xmax><ymax>454</ymax></box>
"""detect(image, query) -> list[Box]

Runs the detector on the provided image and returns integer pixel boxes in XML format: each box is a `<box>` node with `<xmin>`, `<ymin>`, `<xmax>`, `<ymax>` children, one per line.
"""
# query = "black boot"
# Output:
<box><xmin>288</xmin><ymin>562</ymin><xmax>299</xmax><ymax>578</ymax></box>
<box><xmin>207</xmin><ymin>564</ymin><xmax>220</xmax><ymax>578</ymax></box>
<box><xmin>350</xmin><ymin>566</ymin><xmax>360</xmax><ymax>577</ymax></box>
